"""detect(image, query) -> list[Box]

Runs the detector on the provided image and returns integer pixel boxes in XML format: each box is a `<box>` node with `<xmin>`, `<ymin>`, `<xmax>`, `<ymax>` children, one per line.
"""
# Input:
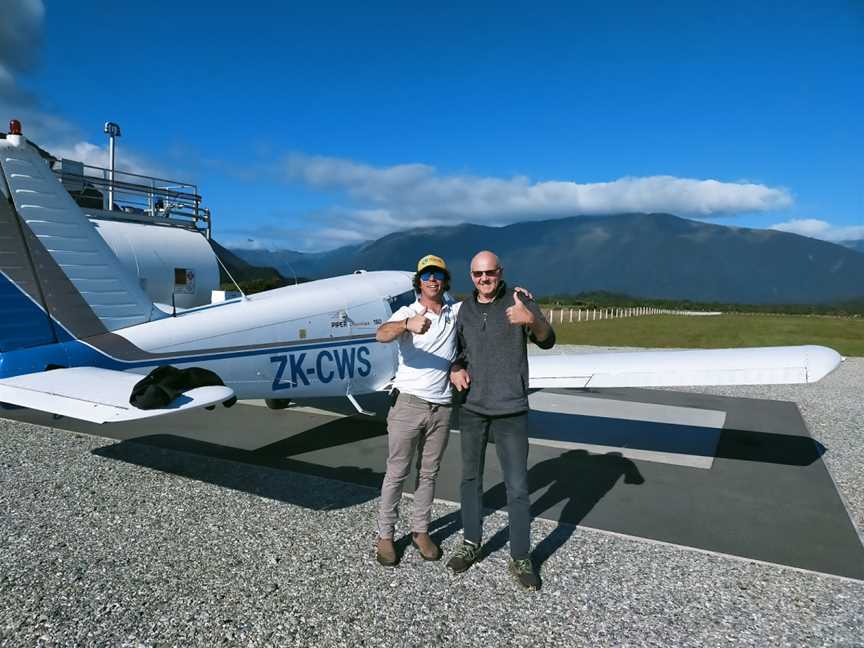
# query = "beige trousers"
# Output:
<box><xmin>377</xmin><ymin>392</ymin><xmax>452</xmax><ymax>539</ymax></box>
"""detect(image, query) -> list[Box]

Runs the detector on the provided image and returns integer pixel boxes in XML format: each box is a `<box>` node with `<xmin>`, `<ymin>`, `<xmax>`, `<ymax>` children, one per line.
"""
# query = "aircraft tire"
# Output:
<box><xmin>265</xmin><ymin>398</ymin><xmax>291</xmax><ymax>410</ymax></box>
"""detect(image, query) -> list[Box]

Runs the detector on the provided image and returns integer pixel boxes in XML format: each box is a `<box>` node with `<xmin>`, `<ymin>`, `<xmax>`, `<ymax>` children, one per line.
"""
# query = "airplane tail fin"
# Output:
<box><xmin>0</xmin><ymin>190</ymin><xmax>59</xmax><ymax>351</ymax></box>
<box><xmin>0</xmin><ymin>126</ymin><xmax>158</xmax><ymax>344</ymax></box>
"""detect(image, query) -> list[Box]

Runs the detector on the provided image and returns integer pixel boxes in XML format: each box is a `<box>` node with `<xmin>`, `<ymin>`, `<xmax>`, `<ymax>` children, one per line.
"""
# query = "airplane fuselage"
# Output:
<box><xmin>0</xmin><ymin>271</ymin><xmax>417</xmax><ymax>401</ymax></box>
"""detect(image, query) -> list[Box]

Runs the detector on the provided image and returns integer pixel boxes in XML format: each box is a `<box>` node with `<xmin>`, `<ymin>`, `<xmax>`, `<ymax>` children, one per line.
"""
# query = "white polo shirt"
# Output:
<box><xmin>389</xmin><ymin>299</ymin><xmax>462</xmax><ymax>404</ymax></box>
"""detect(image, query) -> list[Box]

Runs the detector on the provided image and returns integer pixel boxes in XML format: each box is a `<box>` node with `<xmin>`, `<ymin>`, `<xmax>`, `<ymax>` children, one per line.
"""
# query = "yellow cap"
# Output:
<box><xmin>417</xmin><ymin>254</ymin><xmax>447</xmax><ymax>272</ymax></box>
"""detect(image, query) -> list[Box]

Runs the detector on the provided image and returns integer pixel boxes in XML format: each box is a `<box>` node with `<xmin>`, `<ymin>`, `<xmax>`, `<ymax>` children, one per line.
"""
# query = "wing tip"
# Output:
<box><xmin>804</xmin><ymin>345</ymin><xmax>844</xmax><ymax>383</ymax></box>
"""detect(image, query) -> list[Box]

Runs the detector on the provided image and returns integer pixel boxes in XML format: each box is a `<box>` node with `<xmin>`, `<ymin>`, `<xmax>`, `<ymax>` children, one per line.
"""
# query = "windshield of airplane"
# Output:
<box><xmin>387</xmin><ymin>289</ymin><xmax>416</xmax><ymax>314</ymax></box>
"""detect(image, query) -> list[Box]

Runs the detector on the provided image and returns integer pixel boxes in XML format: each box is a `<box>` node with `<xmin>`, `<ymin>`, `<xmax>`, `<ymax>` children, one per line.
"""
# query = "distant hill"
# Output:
<box><xmin>230</xmin><ymin>213</ymin><xmax>864</xmax><ymax>304</ymax></box>
<box><xmin>230</xmin><ymin>243</ymin><xmax>368</xmax><ymax>282</ymax></box>
<box><xmin>209</xmin><ymin>240</ymin><xmax>287</xmax><ymax>286</ymax></box>
<box><xmin>839</xmin><ymin>239</ymin><xmax>864</xmax><ymax>254</ymax></box>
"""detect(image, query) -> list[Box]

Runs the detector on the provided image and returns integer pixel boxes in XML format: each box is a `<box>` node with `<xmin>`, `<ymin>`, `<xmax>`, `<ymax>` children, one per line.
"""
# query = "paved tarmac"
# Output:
<box><xmin>6</xmin><ymin>384</ymin><xmax>860</xmax><ymax>580</ymax></box>
<box><xmin>1</xmin><ymin>349</ymin><xmax>863</xmax><ymax>646</ymax></box>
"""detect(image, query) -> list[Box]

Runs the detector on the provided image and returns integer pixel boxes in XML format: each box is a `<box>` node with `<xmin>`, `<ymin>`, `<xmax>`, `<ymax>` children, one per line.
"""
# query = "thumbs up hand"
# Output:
<box><xmin>506</xmin><ymin>290</ymin><xmax>536</xmax><ymax>326</ymax></box>
<box><xmin>406</xmin><ymin>306</ymin><xmax>432</xmax><ymax>334</ymax></box>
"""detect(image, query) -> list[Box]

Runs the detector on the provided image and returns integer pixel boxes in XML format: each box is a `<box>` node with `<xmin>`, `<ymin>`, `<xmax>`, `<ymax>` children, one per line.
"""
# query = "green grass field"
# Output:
<box><xmin>549</xmin><ymin>313</ymin><xmax>864</xmax><ymax>356</ymax></box>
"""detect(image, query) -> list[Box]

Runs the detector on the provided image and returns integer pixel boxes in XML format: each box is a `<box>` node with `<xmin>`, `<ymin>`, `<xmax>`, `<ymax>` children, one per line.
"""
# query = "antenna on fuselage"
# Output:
<box><xmin>211</xmin><ymin>248</ymin><xmax>248</xmax><ymax>301</ymax></box>
<box><xmin>283</xmin><ymin>259</ymin><xmax>299</xmax><ymax>286</ymax></box>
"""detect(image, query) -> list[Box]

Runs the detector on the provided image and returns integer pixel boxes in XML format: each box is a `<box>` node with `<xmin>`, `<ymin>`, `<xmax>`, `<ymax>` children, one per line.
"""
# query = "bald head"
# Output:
<box><xmin>470</xmin><ymin>250</ymin><xmax>500</xmax><ymax>272</ymax></box>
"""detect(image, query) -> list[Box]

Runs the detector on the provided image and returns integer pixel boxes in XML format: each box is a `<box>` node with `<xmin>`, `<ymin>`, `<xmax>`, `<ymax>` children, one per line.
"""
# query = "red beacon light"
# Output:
<box><xmin>9</xmin><ymin>119</ymin><xmax>22</xmax><ymax>135</ymax></box>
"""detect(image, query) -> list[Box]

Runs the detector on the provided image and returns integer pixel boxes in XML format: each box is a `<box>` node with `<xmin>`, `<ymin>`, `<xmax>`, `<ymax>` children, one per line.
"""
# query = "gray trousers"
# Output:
<box><xmin>377</xmin><ymin>393</ymin><xmax>452</xmax><ymax>539</ymax></box>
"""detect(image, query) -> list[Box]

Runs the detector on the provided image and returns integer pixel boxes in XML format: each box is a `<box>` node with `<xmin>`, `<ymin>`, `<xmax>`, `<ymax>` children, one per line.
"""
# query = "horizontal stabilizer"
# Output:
<box><xmin>528</xmin><ymin>345</ymin><xmax>843</xmax><ymax>389</ymax></box>
<box><xmin>0</xmin><ymin>367</ymin><xmax>234</xmax><ymax>423</ymax></box>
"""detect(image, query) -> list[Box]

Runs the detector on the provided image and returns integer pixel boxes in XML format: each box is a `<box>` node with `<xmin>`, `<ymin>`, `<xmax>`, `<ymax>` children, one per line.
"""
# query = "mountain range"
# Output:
<box><xmin>227</xmin><ymin>213</ymin><xmax>864</xmax><ymax>304</ymax></box>
<box><xmin>210</xmin><ymin>240</ymin><xmax>285</xmax><ymax>284</ymax></box>
<box><xmin>839</xmin><ymin>239</ymin><xmax>864</xmax><ymax>255</ymax></box>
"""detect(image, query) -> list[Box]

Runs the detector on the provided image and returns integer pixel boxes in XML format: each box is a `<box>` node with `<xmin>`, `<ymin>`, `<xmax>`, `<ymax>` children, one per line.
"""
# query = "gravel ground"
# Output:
<box><xmin>2</xmin><ymin>353</ymin><xmax>863</xmax><ymax>647</ymax></box>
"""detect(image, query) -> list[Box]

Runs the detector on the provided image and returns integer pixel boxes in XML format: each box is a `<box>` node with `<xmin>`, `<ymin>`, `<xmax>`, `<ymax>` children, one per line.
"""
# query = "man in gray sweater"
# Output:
<box><xmin>447</xmin><ymin>250</ymin><xmax>555</xmax><ymax>590</ymax></box>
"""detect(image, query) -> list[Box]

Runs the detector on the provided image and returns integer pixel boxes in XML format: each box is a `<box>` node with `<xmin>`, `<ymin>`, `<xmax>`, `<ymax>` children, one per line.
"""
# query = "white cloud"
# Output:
<box><xmin>0</xmin><ymin>1</ymin><xmax>165</xmax><ymax>179</ymax></box>
<box><xmin>283</xmin><ymin>154</ymin><xmax>793</xmax><ymax>219</ymax></box>
<box><xmin>770</xmin><ymin>218</ymin><xmax>864</xmax><ymax>242</ymax></box>
<box><xmin>48</xmin><ymin>141</ymin><xmax>162</xmax><ymax>177</ymax></box>
<box><xmin>770</xmin><ymin>218</ymin><xmax>830</xmax><ymax>237</ymax></box>
<box><xmin>0</xmin><ymin>0</ymin><xmax>54</xmax><ymax>133</ymax></box>
<box><xmin>0</xmin><ymin>1</ymin><xmax>44</xmax><ymax>75</ymax></box>
<box><xmin>0</xmin><ymin>63</ymin><xmax>14</xmax><ymax>88</ymax></box>
<box><xmin>273</xmin><ymin>153</ymin><xmax>795</xmax><ymax>248</ymax></box>
<box><xmin>282</xmin><ymin>154</ymin><xmax>792</xmax><ymax>223</ymax></box>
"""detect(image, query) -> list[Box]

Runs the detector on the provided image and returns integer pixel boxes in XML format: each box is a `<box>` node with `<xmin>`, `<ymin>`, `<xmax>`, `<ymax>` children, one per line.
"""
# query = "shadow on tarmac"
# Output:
<box><xmin>523</xmin><ymin>450</ymin><xmax>644</xmax><ymax>569</ymax></box>
<box><xmin>92</xmin><ymin>416</ymin><xmax>388</xmax><ymax>511</ymax></box>
<box><xmin>713</xmin><ymin>427</ymin><xmax>825</xmax><ymax>465</ymax></box>
<box><xmin>428</xmin><ymin>449</ymin><xmax>645</xmax><ymax>569</ymax></box>
<box><xmin>89</xmin><ymin>414</ymin><xmax>824</xmax><ymax>549</ymax></box>
<box><xmin>528</xmin><ymin>413</ymin><xmax>826</xmax><ymax>466</ymax></box>
<box><xmin>426</xmin><ymin>423</ymin><xmax>825</xmax><ymax>570</ymax></box>
<box><xmin>253</xmin><ymin>417</ymin><xmax>387</xmax><ymax>458</ymax></box>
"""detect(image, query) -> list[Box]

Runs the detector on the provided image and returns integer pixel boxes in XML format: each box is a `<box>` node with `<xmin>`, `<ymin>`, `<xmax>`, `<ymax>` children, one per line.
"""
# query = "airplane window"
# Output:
<box><xmin>388</xmin><ymin>289</ymin><xmax>415</xmax><ymax>313</ymax></box>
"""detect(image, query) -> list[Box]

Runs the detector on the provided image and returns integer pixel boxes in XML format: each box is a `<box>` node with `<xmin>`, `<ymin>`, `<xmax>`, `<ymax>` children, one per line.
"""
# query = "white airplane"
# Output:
<box><xmin>0</xmin><ymin>122</ymin><xmax>843</xmax><ymax>425</ymax></box>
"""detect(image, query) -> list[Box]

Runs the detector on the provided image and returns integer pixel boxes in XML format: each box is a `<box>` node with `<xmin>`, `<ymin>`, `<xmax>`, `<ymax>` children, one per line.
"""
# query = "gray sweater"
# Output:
<box><xmin>454</xmin><ymin>283</ymin><xmax>555</xmax><ymax>416</ymax></box>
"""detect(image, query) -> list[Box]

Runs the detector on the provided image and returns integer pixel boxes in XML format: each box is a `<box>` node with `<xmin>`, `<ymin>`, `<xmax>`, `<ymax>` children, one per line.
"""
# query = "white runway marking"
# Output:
<box><xmin>246</xmin><ymin>392</ymin><xmax>728</xmax><ymax>469</ymax></box>
<box><xmin>528</xmin><ymin>391</ymin><xmax>726</xmax><ymax>427</ymax></box>
<box><xmin>527</xmin><ymin>392</ymin><xmax>726</xmax><ymax>469</ymax></box>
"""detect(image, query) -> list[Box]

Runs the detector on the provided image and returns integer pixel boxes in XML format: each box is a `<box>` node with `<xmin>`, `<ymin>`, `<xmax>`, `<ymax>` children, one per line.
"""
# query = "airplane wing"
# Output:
<box><xmin>0</xmin><ymin>367</ymin><xmax>235</xmax><ymax>424</ymax></box>
<box><xmin>528</xmin><ymin>345</ymin><xmax>843</xmax><ymax>389</ymax></box>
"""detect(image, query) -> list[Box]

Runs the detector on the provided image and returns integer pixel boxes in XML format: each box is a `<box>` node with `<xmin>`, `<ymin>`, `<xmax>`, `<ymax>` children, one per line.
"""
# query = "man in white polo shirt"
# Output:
<box><xmin>374</xmin><ymin>254</ymin><xmax>460</xmax><ymax>566</ymax></box>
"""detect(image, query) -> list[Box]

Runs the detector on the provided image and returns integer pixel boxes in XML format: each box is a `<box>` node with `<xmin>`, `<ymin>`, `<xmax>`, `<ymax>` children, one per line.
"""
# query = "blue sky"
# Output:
<box><xmin>1</xmin><ymin>1</ymin><xmax>861</xmax><ymax>251</ymax></box>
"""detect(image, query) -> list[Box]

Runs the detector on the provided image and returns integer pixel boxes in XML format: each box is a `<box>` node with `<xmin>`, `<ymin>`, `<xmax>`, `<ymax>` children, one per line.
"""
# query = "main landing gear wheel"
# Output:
<box><xmin>265</xmin><ymin>398</ymin><xmax>292</xmax><ymax>410</ymax></box>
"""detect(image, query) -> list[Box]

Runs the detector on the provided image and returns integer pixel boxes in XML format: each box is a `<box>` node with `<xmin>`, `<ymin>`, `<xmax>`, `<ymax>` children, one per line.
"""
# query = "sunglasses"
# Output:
<box><xmin>419</xmin><ymin>270</ymin><xmax>446</xmax><ymax>282</ymax></box>
<box><xmin>471</xmin><ymin>267</ymin><xmax>500</xmax><ymax>278</ymax></box>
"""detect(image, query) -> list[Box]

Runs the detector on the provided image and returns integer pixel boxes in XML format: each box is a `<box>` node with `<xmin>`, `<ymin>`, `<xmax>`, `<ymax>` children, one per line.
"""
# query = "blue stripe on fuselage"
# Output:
<box><xmin>0</xmin><ymin>333</ymin><xmax>378</xmax><ymax>379</ymax></box>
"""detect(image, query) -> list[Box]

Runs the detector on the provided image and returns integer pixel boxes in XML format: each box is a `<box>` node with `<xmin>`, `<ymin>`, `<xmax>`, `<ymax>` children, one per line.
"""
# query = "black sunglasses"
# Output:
<box><xmin>471</xmin><ymin>267</ymin><xmax>500</xmax><ymax>278</ymax></box>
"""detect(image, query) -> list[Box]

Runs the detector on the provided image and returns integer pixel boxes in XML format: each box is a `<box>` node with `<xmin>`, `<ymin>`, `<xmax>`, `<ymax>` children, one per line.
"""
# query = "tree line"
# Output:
<box><xmin>537</xmin><ymin>291</ymin><xmax>864</xmax><ymax>317</ymax></box>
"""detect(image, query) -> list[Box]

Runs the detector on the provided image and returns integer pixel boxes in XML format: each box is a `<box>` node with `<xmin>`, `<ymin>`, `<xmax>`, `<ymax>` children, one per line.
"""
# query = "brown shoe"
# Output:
<box><xmin>376</xmin><ymin>537</ymin><xmax>398</xmax><ymax>567</ymax></box>
<box><xmin>411</xmin><ymin>532</ymin><xmax>442</xmax><ymax>561</ymax></box>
